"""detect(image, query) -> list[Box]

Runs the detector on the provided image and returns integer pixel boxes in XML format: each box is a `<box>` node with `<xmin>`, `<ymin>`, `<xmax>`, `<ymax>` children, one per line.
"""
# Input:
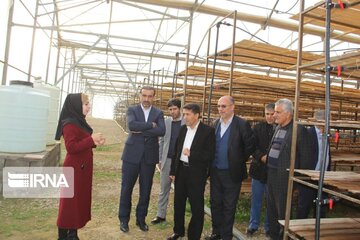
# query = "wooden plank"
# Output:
<box><xmin>291</xmin><ymin>0</ymin><xmax>360</xmax><ymax>34</ymax></box>
<box><xmin>294</xmin><ymin>170</ymin><xmax>360</xmax><ymax>195</ymax></box>
<box><xmin>280</xmin><ymin>218</ymin><xmax>360</xmax><ymax>240</ymax></box>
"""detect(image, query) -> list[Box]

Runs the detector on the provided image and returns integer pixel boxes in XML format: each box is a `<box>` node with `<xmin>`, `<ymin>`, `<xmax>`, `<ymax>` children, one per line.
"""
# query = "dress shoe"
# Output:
<box><xmin>136</xmin><ymin>220</ymin><xmax>149</xmax><ymax>232</ymax></box>
<box><xmin>120</xmin><ymin>221</ymin><xmax>129</xmax><ymax>233</ymax></box>
<box><xmin>205</xmin><ymin>233</ymin><xmax>221</xmax><ymax>240</ymax></box>
<box><xmin>58</xmin><ymin>228</ymin><xmax>68</xmax><ymax>240</ymax></box>
<box><xmin>151</xmin><ymin>216</ymin><xmax>166</xmax><ymax>224</ymax></box>
<box><xmin>67</xmin><ymin>229</ymin><xmax>79</xmax><ymax>240</ymax></box>
<box><xmin>246</xmin><ymin>228</ymin><xmax>258</xmax><ymax>236</ymax></box>
<box><xmin>167</xmin><ymin>232</ymin><xmax>184</xmax><ymax>240</ymax></box>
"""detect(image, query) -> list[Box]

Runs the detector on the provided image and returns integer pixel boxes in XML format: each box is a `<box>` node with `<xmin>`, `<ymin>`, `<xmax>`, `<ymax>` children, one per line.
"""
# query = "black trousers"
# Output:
<box><xmin>267</xmin><ymin>167</ymin><xmax>288</xmax><ymax>240</ymax></box>
<box><xmin>173</xmin><ymin>163</ymin><xmax>207</xmax><ymax>240</ymax></box>
<box><xmin>297</xmin><ymin>184</ymin><xmax>327</xmax><ymax>219</ymax></box>
<box><xmin>209</xmin><ymin>168</ymin><xmax>241</xmax><ymax>240</ymax></box>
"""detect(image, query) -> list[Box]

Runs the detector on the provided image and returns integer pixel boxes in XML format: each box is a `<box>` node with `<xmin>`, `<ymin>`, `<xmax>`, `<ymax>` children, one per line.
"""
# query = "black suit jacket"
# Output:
<box><xmin>249</xmin><ymin>121</ymin><xmax>275</xmax><ymax>183</ymax></box>
<box><xmin>307</xmin><ymin>126</ymin><xmax>331</xmax><ymax>171</ymax></box>
<box><xmin>170</xmin><ymin>121</ymin><xmax>215</xmax><ymax>177</ymax></box>
<box><xmin>213</xmin><ymin>115</ymin><xmax>255</xmax><ymax>183</ymax></box>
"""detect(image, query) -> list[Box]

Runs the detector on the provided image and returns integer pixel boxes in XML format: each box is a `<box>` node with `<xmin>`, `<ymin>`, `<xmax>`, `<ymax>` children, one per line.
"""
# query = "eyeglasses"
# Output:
<box><xmin>217</xmin><ymin>105</ymin><xmax>228</xmax><ymax>108</ymax></box>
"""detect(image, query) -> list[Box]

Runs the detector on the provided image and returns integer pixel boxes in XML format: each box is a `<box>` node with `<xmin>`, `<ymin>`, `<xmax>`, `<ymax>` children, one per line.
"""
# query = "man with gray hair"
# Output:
<box><xmin>266</xmin><ymin>98</ymin><xmax>312</xmax><ymax>240</ymax></box>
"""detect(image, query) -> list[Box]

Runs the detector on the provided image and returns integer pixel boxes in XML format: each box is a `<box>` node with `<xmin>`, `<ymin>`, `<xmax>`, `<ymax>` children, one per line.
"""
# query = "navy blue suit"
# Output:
<box><xmin>119</xmin><ymin>104</ymin><xmax>165</xmax><ymax>223</ymax></box>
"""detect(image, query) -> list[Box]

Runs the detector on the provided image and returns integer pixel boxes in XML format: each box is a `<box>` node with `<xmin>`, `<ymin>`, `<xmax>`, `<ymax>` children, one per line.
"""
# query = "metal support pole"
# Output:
<box><xmin>160</xmin><ymin>68</ymin><xmax>164</xmax><ymax>106</ymax></box>
<box><xmin>27</xmin><ymin>0</ymin><xmax>40</xmax><ymax>82</ymax></box>
<box><xmin>59</xmin><ymin>48</ymin><xmax>68</xmax><ymax>116</ymax></box>
<box><xmin>45</xmin><ymin>6</ymin><xmax>56</xmax><ymax>84</ymax></box>
<box><xmin>2</xmin><ymin>0</ymin><xmax>14</xmax><ymax>85</ymax></box>
<box><xmin>315</xmin><ymin>1</ymin><xmax>332</xmax><ymax>239</ymax></box>
<box><xmin>229</xmin><ymin>11</ymin><xmax>237</xmax><ymax>95</ymax></box>
<box><xmin>207</xmin><ymin>22</ymin><xmax>221</xmax><ymax>125</ymax></box>
<box><xmin>172</xmin><ymin>52</ymin><xmax>179</xmax><ymax>98</ymax></box>
<box><xmin>183</xmin><ymin>0</ymin><xmax>197</xmax><ymax>104</ymax></box>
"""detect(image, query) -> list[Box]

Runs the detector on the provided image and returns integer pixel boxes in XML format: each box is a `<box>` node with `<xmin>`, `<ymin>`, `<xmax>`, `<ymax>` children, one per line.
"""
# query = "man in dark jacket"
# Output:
<box><xmin>247</xmin><ymin>103</ymin><xmax>276</xmax><ymax>236</ymax></box>
<box><xmin>266</xmin><ymin>98</ymin><xmax>312</xmax><ymax>240</ymax></box>
<box><xmin>205</xmin><ymin>96</ymin><xmax>255</xmax><ymax>240</ymax></box>
<box><xmin>167</xmin><ymin>103</ymin><xmax>215</xmax><ymax>240</ymax></box>
<box><xmin>296</xmin><ymin>109</ymin><xmax>331</xmax><ymax>219</ymax></box>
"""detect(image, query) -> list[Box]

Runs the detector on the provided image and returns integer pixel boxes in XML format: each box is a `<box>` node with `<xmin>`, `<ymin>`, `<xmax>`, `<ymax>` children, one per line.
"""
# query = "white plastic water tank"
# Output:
<box><xmin>0</xmin><ymin>80</ymin><xmax>50</xmax><ymax>153</ymax></box>
<box><xmin>34</xmin><ymin>81</ymin><xmax>60</xmax><ymax>145</ymax></box>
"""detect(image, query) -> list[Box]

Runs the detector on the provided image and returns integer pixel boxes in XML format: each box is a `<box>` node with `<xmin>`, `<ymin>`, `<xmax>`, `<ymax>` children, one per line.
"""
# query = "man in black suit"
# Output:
<box><xmin>205</xmin><ymin>96</ymin><xmax>255</xmax><ymax>240</ymax></box>
<box><xmin>118</xmin><ymin>86</ymin><xmax>165</xmax><ymax>233</ymax></box>
<box><xmin>167</xmin><ymin>103</ymin><xmax>215</xmax><ymax>240</ymax></box>
<box><xmin>296</xmin><ymin>109</ymin><xmax>331</xmax><ymax>219</ymax></box>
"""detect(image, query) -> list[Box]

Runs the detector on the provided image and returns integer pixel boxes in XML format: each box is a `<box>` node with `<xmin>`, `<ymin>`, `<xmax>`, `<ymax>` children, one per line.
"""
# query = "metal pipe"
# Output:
<box><xmin>315</xmin><ymin>0</ymin><xmax>333</xmax><ymax>239</ymax></box>
<box><xmin>27</xmin><ymin>0</ymin><xmax>40</xmax><ymax>82</ymax></box>
<box><xmin>229</xmin><ymin>11</ymin><xmax>237</xmax><ymax>95</ymax></box>
<box><xmin>171</xmin><ymin>52</ymin><xmax>179</xmax><ymax>97</ymax></box>
<box><xmin>2</xmin><ymin>0</ymin><xmax>14</xmax><ymax>85</ymax></box>
<box><xmin>183</xmin><ymin>0</ymin><xmax>196</xmax><ymax>104</ymax></box>
<box><xmin>128</xmin><ymin>0</ymin><xmax>360</xmax><ymax>44</ymax></box>
<box><xmin>207</xmin><ymin>22</ymin><xmax>221</xmax><ymax>125</ymax></box>
<box><xmin>45</xmin><ymin>5</ymin><xmax>56</xmax><ymax>84</ymax></box>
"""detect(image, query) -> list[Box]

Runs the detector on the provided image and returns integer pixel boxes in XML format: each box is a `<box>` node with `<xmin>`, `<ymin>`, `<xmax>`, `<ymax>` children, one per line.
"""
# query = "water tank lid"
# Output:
<box><xmin>10</xmin><ymin>80</ymin><xmax>34</xmax><ymax>88</ymax></box>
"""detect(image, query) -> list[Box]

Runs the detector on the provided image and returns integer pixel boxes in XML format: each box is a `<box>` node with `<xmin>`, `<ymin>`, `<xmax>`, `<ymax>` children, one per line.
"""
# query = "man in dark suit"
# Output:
<box><xmin>167</xmin><ymin>103</ymin><xmax>215</xmax><ymax>240</ymax></box>
<box><xmin>205</xmin><ymin>96</ymin><xmax>255</xmax><ymax>240</ymax></box>
<box><xmin>266</xmin><ymin>98</ymin><xmax>312</xmax><ymax>240</ymax></box>
<box><xmin>296</xmin><ymin>109</ymin><xmax>331</xmax><ymax>219</ymax></box>
<box><xmin>118</xmin><ymin>86</ymin><xmax>165</xmax><ymax>233</ymax></box>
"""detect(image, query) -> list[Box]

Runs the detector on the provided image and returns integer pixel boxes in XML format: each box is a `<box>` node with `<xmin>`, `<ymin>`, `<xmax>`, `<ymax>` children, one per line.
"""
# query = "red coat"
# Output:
<box><xmin>57</xmin><ymin>123</ymin><xmax>95</xmax><ymax>229</ymax></box>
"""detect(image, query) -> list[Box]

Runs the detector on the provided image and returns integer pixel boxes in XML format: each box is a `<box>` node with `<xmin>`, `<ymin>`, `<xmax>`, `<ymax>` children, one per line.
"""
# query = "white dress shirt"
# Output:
<box><xmin>141</xmin><ymin>104</ymin><xmax>152</xmax><ymax>122</ymax></box>
<box><xmin>180</xmin><ymin>121</ymin><xmax>200</xmax><ymax>163</ymax></box>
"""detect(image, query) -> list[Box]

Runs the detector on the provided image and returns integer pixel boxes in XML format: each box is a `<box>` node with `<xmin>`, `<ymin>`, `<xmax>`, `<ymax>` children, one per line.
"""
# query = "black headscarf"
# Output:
<box><xmin>55</xmin><ymin>93</ymin><xmax>93</xmax><ymax>140</ymax></box>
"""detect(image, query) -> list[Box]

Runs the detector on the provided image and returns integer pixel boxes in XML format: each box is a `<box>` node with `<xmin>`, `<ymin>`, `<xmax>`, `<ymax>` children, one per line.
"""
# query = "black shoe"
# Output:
<box><xmin>58</xmin><ymin>228</ymin><xmax>68</xmax><ymax>240</ymax></box>
<box><xmin>246</xmin><ymin>228</ymin><xmax>258</xmax><ymax>236</ymax></box>
<box><xmin>120</xmin><ymin>221</ymin><xmax>129</xmax><ymax>233</ymax></box>
<box><xmin>136</xmin><ymin>220</ymin><xmax>149</xmax><ymax>232</ymax></box>
<box><xmin>205</xmin><ymin>233</ymin><xmax>221</xmax><ymax>240</ymax></box>
<box><xmin>67</xmin><ymin>229</ymin><xmax>79</xmax><ymax>240</ymax></box>
<box><xmin>167</xmin><ymin>233</ymin><xmax>184</xmax><ymax>240</ymax></box>
<box><xmin>151</xmin><ymin>216</ymin><xmax>166</xmax><ymax>224</ymax></box>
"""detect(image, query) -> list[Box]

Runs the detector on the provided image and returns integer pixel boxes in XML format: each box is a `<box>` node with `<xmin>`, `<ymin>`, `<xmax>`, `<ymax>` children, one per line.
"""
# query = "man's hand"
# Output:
<box><xmin>261</xmin><ymin>155</ymin><xmax>267</xmax><ymax>163</ymax></box>
<box><xmin>169</xmin><ymin>175</ymin><xmax>175</xmax><ymax>181</ymax></box>
<box><xmin>183</xmin><ymin>148</ymin><xmax>190</xmax><ymax>156</ymax></box>
<box><xmin>152</xmin><ymin>122</ymin><xmax>157</xmax><ymax>128</ymax></box>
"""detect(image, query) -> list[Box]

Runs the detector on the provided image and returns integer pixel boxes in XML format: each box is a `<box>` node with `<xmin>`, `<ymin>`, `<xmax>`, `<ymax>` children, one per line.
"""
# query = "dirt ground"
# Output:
<box><xmin>0</xmin><ymin>118</ymin><xmax>268</xmax><ymax>240</ymax></box>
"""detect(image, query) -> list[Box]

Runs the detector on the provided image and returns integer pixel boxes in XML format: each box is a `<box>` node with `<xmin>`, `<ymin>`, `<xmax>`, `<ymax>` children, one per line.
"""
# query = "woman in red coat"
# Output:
<box><xmin>55</xmin><ymin>93</ymin><xmax>105</xmax><ymax>240</ymax></box>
